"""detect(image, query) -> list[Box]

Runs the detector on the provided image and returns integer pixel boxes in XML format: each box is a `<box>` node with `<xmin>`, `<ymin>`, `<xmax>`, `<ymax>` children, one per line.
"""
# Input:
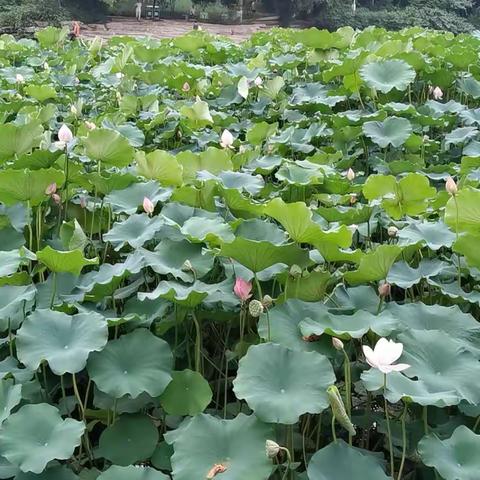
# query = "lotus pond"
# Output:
<box><xmin>1</xmin><ymin>23</ymin><xmax>480</xmax><ymax>480</ymax></box>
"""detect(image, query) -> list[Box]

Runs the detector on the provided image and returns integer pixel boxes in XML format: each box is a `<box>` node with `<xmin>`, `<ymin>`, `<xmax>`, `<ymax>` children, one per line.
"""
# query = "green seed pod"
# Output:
<box><xmin>327</xmin><ymin>385</ymin><xmax>356</xmax><ymax>436</ymax></box>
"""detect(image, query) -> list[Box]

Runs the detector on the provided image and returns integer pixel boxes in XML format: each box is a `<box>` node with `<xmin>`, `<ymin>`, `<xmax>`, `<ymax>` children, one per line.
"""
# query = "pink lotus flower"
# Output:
<box><xmin>362</xmin><ymin>338</ymin><xmax>410</xmax><ymax>374</ymax></box>
<box><xmin>446</xmin><ymin>176</ymin><xmax>458</xmax><ymax>196</ymax></box>
<box><xmin>432</xmin><ymin>86</ymin><xmax>443</xmax><ymax>100</ymax></box>
<box><xmin>143</xmin><ymin>197</ymin><xmax>155</xmax><ymax>215</ymax></box>
<box><xmin>58</xmin><ymin>124</ymin><xmax>73</xmax><ymax>144</ymax></box>
<box><xmin>45</xmin><ymin>182</ymin><xmax>57</xmax><ymax>195</ymax></box>
<box><xmin>233</xmin><ymin>277</ymin><xmax>252</xmax><ymax>302</ymax></box>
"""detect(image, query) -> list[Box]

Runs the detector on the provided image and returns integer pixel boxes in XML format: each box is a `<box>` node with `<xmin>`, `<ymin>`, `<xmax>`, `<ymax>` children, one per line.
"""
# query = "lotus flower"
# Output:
<box><xmin>432</xmin><ymin>86</ymin><xmax>443</xmax><ymax>100</ymax></box>
<box><xmin>362</xmin><ymin>338</ymin><xmax>410</xmax><ymax>374</ymax></box>
<box><xmin>45</xmin><ymin>183</ymin><xmax>57</xmax><ymax>195</ymax></box>
<box><xmin>332</xmin><ymin>337</ymin><xmax>344</xmax><ymax>351</ymax></box>
<box><xmin>254</xmin><ymin>76</ymin><xmax>263</xmax><ymax>87</ymax></box>
<box><xmin>143</xmin><ymin>197</ymin><xmax>155</xmax><ymax>215</ymax></box>
<box><xmin>58</xmin><ymin>124</ymin><xmax>73</xmax><ymax>144</ymax></box>
<box><xmin>220</xmin><ymin>129</ymin><xmax>234</xmax><ymax>149</ymax></box>
<box><xmin>446</xmin><ymin>176</ymin><xmax>458</xmax><ymax>195</ymax></box>
<box><xmin>265</xmin><ymin>440</ymin><xmax>280</xmax><ymax>458</ymax></box>
<box><xmin>51</xmin><ymin>193</ymin><xmax>61</xmax><ymax>205</ymax></box>
<box><xmin>378</xmin><ymin>282</ymin><xmax>391</xmax><ymax>298</ymax></box>
<box><xmin>182</xmin><ymin>82</ymin><xmax>190</xmax><ymax>92</ymax></box>
<box><xmin>233</xmin><ymin>277</ymin><xmax>252</xmax><ymax>302</ymax></box>
<box><xmin>346</xmin><ymin>168</ymin><xmax>355</xmax><ymax>181</ymax></box>
<box><xmin>387</xmin><ymin>226</ymin><xmax>398</xmax><ymax>237</ymax></box>
<box><xmin>85</xmin><ymin>121</ymin><xmax>96</xmax><ymax>131</ymax></box>
<box><xmin>15</xmin><ymin>73</ymin><xmax>24</xmax><ymax>84</ymax></box>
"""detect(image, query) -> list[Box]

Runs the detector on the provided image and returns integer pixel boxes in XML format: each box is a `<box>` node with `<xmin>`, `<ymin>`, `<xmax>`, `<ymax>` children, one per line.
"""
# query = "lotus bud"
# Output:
<box><xmin>206</xmin><ymin>464</ymin><xmax>227</xmax><ymax>479</ymax></box>
<box><xmin>262</xmin><ymin>294</ymin><xmax>273</xmax><ymax>308</ymax></box>
<box><xmin>445</xmin><ymin>176</ymin><xmax>458</xmax><ymax>196</ymax></box>
<box><xmin>332</xmin><ymin>337</ymin><xmax>344</xmax><ymax>351</ymax></box>
<box><xmin>327</xmin><ymin>385</ymin><xmax>356</xmax><ymax>436</ymax></box>
<box><xmin>432</xmin><ymin>86</ymin><xmax>443</xmax><ymax>100</ymax></box>
<box><xmin>249</xmin><ymin>299</ymin><xmax>264</xmax><ymax>318</ymax></box>
<box><xmin>423</xmin><ymin>134</ymin><xmax>429</xmax><ymax>142</ymax></box>
<box><xmin>43</xmin><ymin>62</ymin><xmax>50</xmax><ymax>71</ymax></box>
<box><xmin>58</xmin><ymin>124</ymin><xmax>73</xmax><ymax>144</ymax></box>
<box><xmin>182</xmin><ymin>82</ymin><xmax>191</xmax><ymax>92</ymax></box>
<box><xmin>52</xmin><ymin>193</ymin><xmax>61</xmax><ymax>205</ymax></box>
<box><xmin>254</xmin><ymin>76</ymin><xmax>263</xmax><ymax>87</ymax></box>
<box><xmin>349</xmin><ymin>194</ymin><xmax>357</xmax><ymax>205</ymax></box>
<box><xmin>387</xmin><ymin>226</ymin><xmax>398</xmax><ymax>237</ymax></box>
<box><xmin>378</xmin><ymin>282</ymin><xmax>391</xmax><ymax>298</ymax></box>
<box><xmin>220</xmin><ymin>129</ymin><xmax>234</xmax><ymax>149</ymax></box>
<box><xmin>265</xmin><ymin>440</ymin><xmax>281</xmax><ymax>459</ymax></box>
<box><xmin>289</xmin><ymin>264</ymin><xmax>302</xmax><ymax>279</ymax></box>
<box><xmin>45</xmin><ymin>182</ymin><xmax>57</xmax><ymax>195</ymax></box>
<box><xmin>238</xmin><ymin>144</ymin><xmax>247</xmax><ymax>154</ymax></box>
<box><xmin>70</xmin><ymin>105</ymin><xmax>78</xmax><ymax>116</ymax></box>
<box><xmin>80</xmin><ymin>196</ymin><xmax>87</xmax><ymax>208</ymax></box>
<box><xmin>233</xmin><ymin>277</ymin><xmax>252</xmax><ymax>302</ymax></box>
<box><xmin>85</xmin><ymin>121</ymin><xmax>96</xmax><ymax>130</ymax></box>
<box><xmin>15</xmin><ymin>73</ymin><xmax>24</xmax><ymax>84</ymax></box>
<box><xmin>143</xmin><ymin>196</ymin><xmax>155</xmax><ymax>215</ymax></box>
<box><xmin>181</xmin><ymin>259</ymin><xmax>193</xmax><ymax>272</ymax></box>
<box><xmin>346</xmin><ymin>168</ymin><xmax>355</xmax><ymax>181</ymax></box>
<box><xmin>116</xmin><ymin>72</ymin><xmax>124</xmax><ymax>79</ymax></box>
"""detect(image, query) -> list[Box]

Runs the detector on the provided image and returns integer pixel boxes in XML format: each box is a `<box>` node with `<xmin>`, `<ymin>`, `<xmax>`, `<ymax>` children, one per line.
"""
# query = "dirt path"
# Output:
<box><xmin>80</xmin><ymin>16</ymin><xmax>278</xmax><ymax>42</ymax></box>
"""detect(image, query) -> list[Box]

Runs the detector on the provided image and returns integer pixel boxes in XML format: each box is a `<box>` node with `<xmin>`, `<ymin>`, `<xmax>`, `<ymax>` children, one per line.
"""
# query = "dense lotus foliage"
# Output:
<box><xmin>1</xmin><ymin>23</ymin><xmax>480</xmax><ymax>479</ymax></box>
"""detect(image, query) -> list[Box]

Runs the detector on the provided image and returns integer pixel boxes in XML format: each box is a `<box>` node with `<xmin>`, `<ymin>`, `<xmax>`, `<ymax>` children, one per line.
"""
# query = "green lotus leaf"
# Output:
<box><xmin>275</xmin><ymin>161</ymin><xmax>325</xmax><ymax>186</ymax></box>
<box><xmin>14</xmin><ymin>465</ymin><xmax>78</xmax><ymax>480</ymax></box>
<box><xmin>233</xmin><ymin>343</ymin><xmax>335</xmax><ymax>424</ymax></box>
<box><xmin>344</xmin><ymin>245</ymin><xmax>401</xmax><ymax>285</ymax></box>
<box><xmin>361</xmin><ymin>329</ymin><xmax>480</xmax><ymax>406</ymax></box>
<box><xmin>87</xmin><ymin>329</ymin><xmax>173</xmax><ymax>399</ymax></box>
<box><xmin>418</xmin><ymin>426</ymin><xmax>480</xmax><ymax>480</ymax></box>
<box><xmin>0</xmin><ymin>284</ymin><xmax>34</xmax><ymax>331</ymax></box>
<box><xmin>0</xmin><ymin>168</ymin><xmax>65</xmax><ymax>206</ymax></box>
<box><xmin>458</xmin><ymin>75</ymin><xmax>480</xmax><ymax>99</ymax></box>
<box><xmin>460</xmin><ymin>108</ymin><xmax>480</xmax><ymax>126</ymax></box>
<box><xmin>103</xmin><ymin>214</ymin><xmax>166</xmax><ymax>250</ymax></box>
<box><xmin>150</xmin><ymin>442</ymin><xmax>173</xmax><ymax>471</ymax></box>
<box><xmin>179</xmin><ymin>98</ymin><xmax>213</xmax><ymax>127</ymax></box>
<box><xmin>0</xmin><ymin>357</ymin><xmax>34</xmax><ymax>384</ymax></box>
<box><xmin>445</xmin><ymin>188</ymin><xmax>480</xmax><ymax>234</ymax></box>
<box><xmin>246</xmin><ymin>121</ymin><xmax>278</xmax><ymax>145</ymax></box>
<box><xmin>0</xmin><ymin>379</ymin><xmax>21</xmax><ymax>425</ymax></box>
<box><xmin>197</xmin><ymin>170</ymin><xmax>264</xmax><ymax>196</ymax></box>
<box><xmin>397</xmin><ymin>220</ymin><xmax>455</xmax><ymax>250</ymax></box>
<box><xmin>307</xmin><ymin>440</ymin><xmax>390</xmax><ymax>480</ymax></box>
<box><xmin>136</xmin><ymin>150</ymin><xmax>183</xmax><ymax>187</ymax></box>
<box><xmin>176</xmin><ymin>148</ymin><xmax>233</xmax><ymax>183</ymax></box>
<box><xmin>445</xmin><ymin>127</ymin><xmax>478</xmax><ymax>147</ymax></box>
<box><xmin>83</xmin><ymin>129</ymin><xmax>134</xmax><ymax>167</ymax></box>
<box><xmin>24</xmin><ymin>84</ymin><xmax>57</xmax><ymax>102</ymax></box>
<box><xmin>363</xmin><ymin>173</ymin><xmax>435</xmax><ymax>219</ymax></box>
<box><xmin>270</xmin><ymin>124</ymin><xmax>332</xmax><ymax>153</ymax></box>
<box><xmin>387</xmin><ymin>259</ymin><xmax>450</xmax><ymax>289</ymax></box>
<box><xmin>36</xmin><ymin>246</ymin><xmax>98</xmax><ymax>275</ymax></box>
<box><xmin>180</xmin><ymin>216</ymin><xmax>235</xmax><ymax>245</ymax></box>
<box><xmin>363</xmin><ymin>117</ymin><xmax>413</xmax><ymax>148</ymax></box>
<box><xmin>290</xmin><ymin>83</ymin><xmax>345</xmax><ymax>108</ymax></box>
<box><xmin>102</xmin><ymin>122</ymin><xmax>145</xmax><ymax>148</ymax></box>
<box><xmin>98</xmin><ymin>414</ymin><xmax>158</xmax><ymax>466</ymax></box>
<box><xmin>360</xmin><ymin>59</ymin><xmax>416</xmax><ymax>93</ymax></box>
<box><xmin>452</xmin><ymin>232</ymin><xmax>480</xmax><ymax>268</ymax></box>
<box><xmin>16</xmin><ymin>309</ymin><xmax>108</xmax><ymax>375</ymax></box>
<box><xmin>160</xmin><ymin>369</ymin><xmax>212</xmax><ymax>416</ymax></box>
<box><xmin>93</xmin><ymin>387</ymin><xmax>157</xmax><ymax>414</ymax></box>
<box><xmin>97</xmin><ymin>465</ymin><xmax>168</xmax><ymax>480</ymax></box>
<box><xmin>0</xmin><ymin>123</ymin><xmax>43</xmax><ymax>163</ymax></box>
<box><xmin>104</xmin><ymin>181</ymin><xmax>171</xmax><ymax>215</ymax></box>
<box><xmin>0</xmin><ymin>250</ymin><xmax>24</xmax><ymax>277</ymax></box>
<box><xmin>280</xmin><ymin>269</ymin><xmax>333</xmax><ymax>301</ymax></box>
<box><xmin>165</xmin><ymin>413</ymin><xmax>272</xmax><ymax>480</ymax></box>
<box><xmin>35</xmin><ymin>26</ymin><xmax>69</xmax><ymax>47</ymax></box>
<box><xmin>0</xmin><ymin>404</ymin><xmax>84</xmax><ymax>474</ymax></box>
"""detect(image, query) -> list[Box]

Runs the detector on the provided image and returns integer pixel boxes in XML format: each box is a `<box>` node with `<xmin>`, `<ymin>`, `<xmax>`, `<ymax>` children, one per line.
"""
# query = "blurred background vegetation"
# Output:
<box><xmin>1</xmin><ymin>0</ymin><xmax>480</xmax><ymax>34</ymax></box>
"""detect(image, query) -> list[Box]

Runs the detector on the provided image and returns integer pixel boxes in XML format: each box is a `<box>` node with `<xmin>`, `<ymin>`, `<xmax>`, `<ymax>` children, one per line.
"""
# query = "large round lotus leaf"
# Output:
<box><xmin>360</xmin><ymin>59</ymin><xmax>416</xmax><ymax>93</ymax></box>
<box><xmin>36</xmin><ymin>247</ymin><xmax>98</xmax><ymax>276</ymax></box>
<box><xmin>0</xmin><ymin>379</ymin><xmax>22</xmax><ymax>424</ymax></box>
<box><xmin>233</xmin><ymin>343</ymin><xmax>336</xmax><ymax>424</ymax></box>
<box><xmin>418</xmin><ymin>426</ymin><xmax>480</xmax><ymax>480</ymax></box>
<box><xmin>14</xmin><ymin>465</ymin><xmax>78</xmax><ymax>480</ymax></box>
<box><xmin>307</xmin><ymin>440</ymin><xmax>390</xmax><ymax>480</ymax></box>
<box><xmin>97</xmin><ymin>466</ymin><xmax>168</xmax><ymax>480</ymax></box>
<box><xmin>363</xmin><ymin>117</ymin><xmax>413</xmax><ymax>148</ymax></box>
<box><xmin>0</xmin><ymin>404</ymin><xmax>84</xmax><ymax>474</ymax></box>
<box><xmin>160</xmin><ymin>369</ymin><xmax>212</xmax><ymax>416</ymax></box>
<box><xmin>165</xmin><ymin>413</ymin><xmax>272</xmax><ymax>480</ymax></box>
<box><xmin>93</xmin><ymin>387</ymin><xmax>157</xmax><ymax>414</ymax></box>
<box><xmin>0</xmin><ymin>123</ymin><xmax>44</xmax><ymax>162</ymax></box>
<box><xmin>361</xmin><ymin>329</ymin><xmax>480</xmax><ymax>406</ymax></box>
<box><xmin>83</xmin><ymin>128</ymin><xmax>134</xmax><ymax>167</ymax></box>
<box><xmin>98</xmin><ymin>414</ymin><xmax>158</xmax><ymax>466</ymax></box>
<box><xmin>16</xmin><ymin>309</ymin><xmax>108</xmax><ymax>375</ymax></box>
<box><xmin>87</xmin><ymin>328</ymin><xmax>173</xmax><ymax>399</ymax></box>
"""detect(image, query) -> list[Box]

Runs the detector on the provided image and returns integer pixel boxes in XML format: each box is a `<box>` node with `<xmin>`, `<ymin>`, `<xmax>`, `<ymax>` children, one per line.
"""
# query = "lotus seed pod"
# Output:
<box><xmin>265</xmin><ymin>440</ymin><xmax>281</xmax><ymax>459</ymax></box>
<box><xmin>346</xmin><ymin>168</ymin><xmax>355</xmax><ymax>181</ymax></box>
<box><xmin>387</xmin><ymin>226</ymin><xmax>398</xmax><ymax>237</ymax></box>
<box><xmin>327</xmin><ymin>385</ymin><xmax>356</xmax><ymax>436</ymax></box>
<box><xmin>332</xmin><ymin>337</ymin><xmax>344</xmax><ymax>351</ymax></box>
<box><xmin>378</xmin><ymin>282</ymin><xmax>391</xmax><ymax>298</ymax></box>
<box><xmin>445</xmin><ymin>176</ymin><xmax>458</xmax><ymax>196</ymax></box>
<box><xmin>249</xmin><ymin>299</ymin><xmax>264</xmax><ymax>318</ymax></box>
<box><xmin>262</xmin><ymin>295</ymin><xmax>273</xmax><ymax>308</ymax></box>
<box><xmin>289</xmin><ymin>264</ymin><xmax>302</xmax><ymax>279</ymax></box>
<box><xmin>181</xmin><ymin>259</ymin><xmax>193</xmax><ymax>272</ymax></box>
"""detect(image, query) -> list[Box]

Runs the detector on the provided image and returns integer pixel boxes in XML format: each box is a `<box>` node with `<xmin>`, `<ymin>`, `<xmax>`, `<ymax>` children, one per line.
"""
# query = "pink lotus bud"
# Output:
<box><xmin>432</xmin><ymin>86</ymin><xmax>443</xmax><ymax>100</ymax></box>
<box><xmin>346</xmin><ymin>168</ymin><xmax>355</xmax><ymax>181</ymax></box>
<box><xmin>220</xmin><ymin>129</ymin><xmax>234</xmax><ymax>149</ymax></box>
<box><xmin>80</xmin><ymin>196</ymin><xmax>87</xmax><ymax>208</ymax></box>
<box><xmin>45</xmin><ymin>182</ymin><xmax>57</xmax><ymax>195</ymax></box>
<box><xmin>143</xmin><ymin>197</ymin><xmax>155</xmax><ymax>215</ymax></box>
<box><xmin>58</xmin><ymin>124</ymin><xmax>73</xmax><ymax>144</ymax></box>
<box><xmin>85</xmin><ymin>121</ymin><xmax>96</xmax><ymax>130</ymax></box>
<box><xmin>233</xmin><ymin>277</ymin><xmax>252</xmax><ymax>302</ymax></box>
<box><xmin>349</xmin><ymin>194</ymin><xmax>357</xmax><ymax>205</ymax></box>
<box><xmin>52</xmin><ymin>193</ymin><xmax>61</xmax><ymax>205</ymax></box>
<box><xmin>206</xmin><ymin>464</ymin><xmax>226</xmax><ymax>479</ymax></box>
<box><xmin>445</xmin><ymin>176</ymin><xmax>458</xmax><ymax>196</ymax></box>
<box><xmin>378</xmin><ymin>282</ymin><xmax>391</xmax><ymax>298</ymax></box>
<box><xmin>332</xmin><ymin>337</ymin><xmax>344</xmax><ymax>351</ymax></box>
<box><xmin>182</xmin><ymin>82</ymin><xmax>191</xmax><ymax>92</ymax></box>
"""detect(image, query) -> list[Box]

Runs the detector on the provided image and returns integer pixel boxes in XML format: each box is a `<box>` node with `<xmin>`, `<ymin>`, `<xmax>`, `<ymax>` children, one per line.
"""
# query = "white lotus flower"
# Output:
<box><xmin>362</xmin><ymin>338</ymin><xmax>410</xmax><ymax>374</ymax></box>
<box><xmin>446</xmin><ymin>176</ymin><xmax>458</xmax><ymax>195</ymax></box>
<box><xmin>254</xmin><ymin>76</ymin><xmax>263</xmax><ymax>87</ymax></box>
<box><xmin>15</xmin><ymin>73</ymin><xmax>24</xmax><ymax>84</ymax></box>
<box><xmin>432</xmin><ymin>86</ymin><xmax>443</xmax><ymax>100</ymax></box>
<box><xmin>58</xmin><ymin>124</ymin><xmax>73</xmax><ymax>144</ymax></box>
<box><xmin>332</xmin><ymin>337</ymin><xmax>344</xmax><ymax>351</ymax></box>
<box><xmin>143</xmin><ymin>197</ymin><xmax>154</xmax><ymax>215</ymax></box>
<box><xmin>346</xmin><ymin>168</ymin><xmax>355</xmax><ymax>181</ymax></box>
<box><xmin>387</xmin><ymin>226</ymin><xmax>398</xmax><ymax>237</ymax></box>
<box><xmin>220</xmin><ymin>129</ymin><xmax>234</xmax><ymax>149</ymax></box>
